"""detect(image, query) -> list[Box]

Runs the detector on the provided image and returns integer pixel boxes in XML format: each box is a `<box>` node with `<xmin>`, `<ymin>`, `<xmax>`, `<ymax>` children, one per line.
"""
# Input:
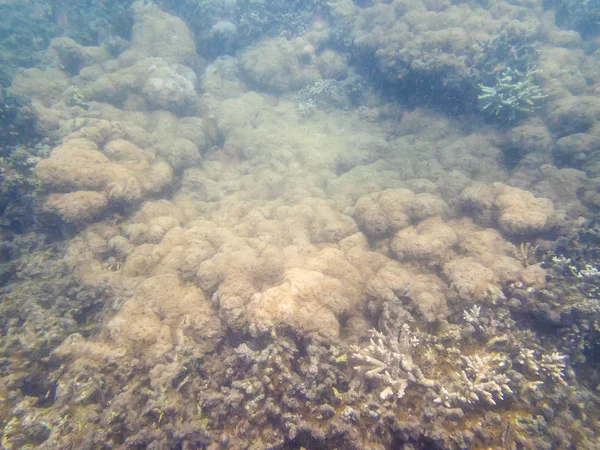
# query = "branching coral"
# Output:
<box><xmin>516</xmin><ymin>348</ymin><xmax>568</xmax><ymax>386</ymax></box>
<box><xmin>463</xmin><ymin>305</ymin><xmax>481</xmax><ymax>324</ymax></box>
<box><xmin>351</xmin><ymin>325</ymin><xmax>434</xmax><ymax>401</ymax></box>
<box><xmin>478</xmin><ymin>67</ymin><xmax>547</xmax><ymax>121</ymax></box>
<box><xmin>434</xmin><ymin>353</ymin><xmax>513</xmax><ymax>408</ymax></box>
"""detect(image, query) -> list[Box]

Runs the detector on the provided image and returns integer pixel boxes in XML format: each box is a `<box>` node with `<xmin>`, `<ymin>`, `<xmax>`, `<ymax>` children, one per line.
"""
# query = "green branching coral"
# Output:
<box><xmin>478</xmin><ymin>67</ymin><xmax>547</xmax><ymax>121</ymax></box>
<box><xmin>467</xmin><ymin>29</ymin><xmax>541</xmax><ymax>120</ymax></box>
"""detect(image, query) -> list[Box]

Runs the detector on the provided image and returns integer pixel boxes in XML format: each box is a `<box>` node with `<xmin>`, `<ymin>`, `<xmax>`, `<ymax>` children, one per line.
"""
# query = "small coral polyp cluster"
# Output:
<box><xmin>1</xmin><ymin>0</ymin><xmax>600</xmax><ymax>449</ymax></box>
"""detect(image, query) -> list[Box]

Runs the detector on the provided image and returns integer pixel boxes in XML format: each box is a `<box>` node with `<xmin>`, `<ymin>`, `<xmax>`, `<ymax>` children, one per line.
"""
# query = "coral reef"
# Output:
<box><xmin>470</xmin><ymin>30</ymin><xmax>540</xmax><ymax>83</ymax></box>
<box><xmin>296</xmin><ymin>78</ymin><xmax>336</xmax><ymax>117</ymax></box>
<box><xmin>1</xmin><ymin>0</ymin><xmax>600</xmax><ymax>449</ymax></box>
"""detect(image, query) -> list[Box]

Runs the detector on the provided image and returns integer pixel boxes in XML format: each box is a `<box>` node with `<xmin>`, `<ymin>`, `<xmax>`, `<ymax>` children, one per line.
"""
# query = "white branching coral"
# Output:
<box><xmin>511</xmin><ymin>242</ymin><xmax>539</xmax><ymax>267</ymax></box>
<box><xmin>516</xmin><ymin>348</ymin><xmax>568</xmax><ymax>386</ymax></box>
<box><xmin>577</xmin><ymin>264</ymin><xmax>600</xmax><ymax>278</ymax></box>
<box><xmin>434</xmin><ymin>353</ymin><xmax>513</xmax><ymax>408</ymax></box>
<box><xmin>351</xmin><ymin>325</ymin><xmax>434</xmax><ymax>401</ymax></box>
<box><xmin>540</xmin><ymin>353</ymin><xmax>568</xmax><ymax>385</ymax></box>
<box><xmin>515</xmin><ymin>348</ymin><xmax>539</xmax><ymax>374</ymax></box>
<box><xmin>463</xmin><ymin>305</ymin><xmax>481</xmax><ymax>323</ymax></box>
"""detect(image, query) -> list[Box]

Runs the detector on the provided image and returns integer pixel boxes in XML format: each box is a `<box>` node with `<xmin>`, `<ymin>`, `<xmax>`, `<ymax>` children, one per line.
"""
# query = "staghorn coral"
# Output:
<box><xmin>434</xmin><ymin>353</ymin><xmax>513</xmax><ymax>408</ymax></box>
<box><xmin>463</xmin><ymin>305</ymin><xmax>481</xmax><ymax>324</ymax></box>
<box><xmin>515</xmin><ymin>348</ymin><xmax>568</xmax><ymax>386</ymax></box>
<box><xmin>351</xmin><ymin>325</ymin><xmax>435</xmax><ymax>401</ymax></box>
<box><xmin>470</xmin><ymin>29</ymin><xmax>540</xmax><ymax>83</ymax></box>
<box><xmin>478</xmin><ymin>66</ymin><xmax>547</xmax><ymax>121</ymax></box>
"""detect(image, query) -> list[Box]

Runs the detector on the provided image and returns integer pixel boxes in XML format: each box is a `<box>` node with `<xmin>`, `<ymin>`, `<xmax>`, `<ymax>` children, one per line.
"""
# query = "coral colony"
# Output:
<box><xmin>478</xmin><ymin>67</ymin><xmax>548</xmax><ymax>121</ymax></box>
<box><xmin>1</xmin><ymin>0</ymin><xmax>600</xmax><ymax>448</ymax></box>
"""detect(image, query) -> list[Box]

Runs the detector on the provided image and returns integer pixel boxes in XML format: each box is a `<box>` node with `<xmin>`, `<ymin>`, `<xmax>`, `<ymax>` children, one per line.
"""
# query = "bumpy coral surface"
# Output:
<box><xmin>2</xmin><ymin>1</ymin><xmax>600</xmax><ymax>449</ymax></box>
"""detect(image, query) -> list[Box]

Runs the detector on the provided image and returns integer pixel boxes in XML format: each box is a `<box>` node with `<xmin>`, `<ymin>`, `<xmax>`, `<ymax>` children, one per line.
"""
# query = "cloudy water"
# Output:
<box><xmin>0</xmin><ymin>0</ymin><xmax>599</xmax><ymax>448</ymax></box>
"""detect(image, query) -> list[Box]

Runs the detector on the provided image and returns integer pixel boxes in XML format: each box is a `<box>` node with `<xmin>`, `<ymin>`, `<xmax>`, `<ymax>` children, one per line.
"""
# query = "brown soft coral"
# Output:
<box><xmin>44</xmin><ymin>191</ymin><xmax>109</xmax><ymax>224</ymax></box>
<box><xmin>114</xmin><ymin>193</ymin><xmax>370</xmax><ymax>337</ymax></box>
<box><xmin>52</xmin><ymin>272</ymin><xmax>223</xmax><ymax>395</ymax></box>
<box><xmin>273</xmin><ymin>198</ymin><xmax>359</xmax><ymax>245</ymax></box>
<box><xmin>459</xmin><ymin>182</ymin><xmax>559</xmax><ymax>236</ymax></box>
<box><xmin>353</xmin><ymin>188</ymin><xmax>449</xmax><ymax>238</ymax></box>
<box><xmin>129</xmin><ymin>1</ymin><xmax>198</xmax><ymax>67</ymax></box>
<box><xmin>80</xmin><ymin>56</ymin><xmax>199</xmax><ymax>115</ymax></box>
<box><xmin>390</xmin><ymin>216</ymin><xmax>458</xmax><ymax>264</ymax></box>
<box><xmin>443</xmin><ymin>257</ymin><xmax>497</xmax><ymax>302</ymax></box>
<box><xmin>110</xmin><ymin>193</ymin><xmax>368</xmax><ymax>336</ymax></box>
<box><xmin>249</xmin><ymin>248</ymin><xmax>363</xmax><ymax>337</ymax></box>
<box><xmin>442</xmin><ymin>220</ymin><xmax>546</xmax><ymax>303</ymax></box>
<box><xmin>36</xmin><ymin>138</ymin><xmax>135</xmax><ymax>193</ymax></box>
<box><xmin>104</xmin><ymin>273</ymin><xmax>223</xmax><ymax>362</ymax></box>
<box><xmin>331</xmin><ymin>0</ymin><xmax>516</xmax><ymax>85</ymax></box>
<box><xmin>11</xmin><ymin>68</ymin><xmax>69</xmax><ymax>107</ymax></box>
<box><xmin>46</xmin><ymin>37</ymin><xmax>111</xmax><ymax>76</ymax></box>
<box><xmin>367</xmin><ymin>261</ymin><xmax>449</xmax><ymax>323</ymax></box>
<box><xmin>36</xmin><ymin>132</ymin><xmax>173</xmax><ymax>224</ymax></box>
<box><xmin>494</xmin><ymin>186</ymin><xmax>555</xmax><ymax>235</ymax></box>
<box><xmin>355</xmin><ymin>188</ymin><xmax>549</xmax><ymax>305</ymax></box>
<box><xmin>239</xmin><ymin>37</ymin><xmax>322</xmax><ymax>93</ymax></box>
